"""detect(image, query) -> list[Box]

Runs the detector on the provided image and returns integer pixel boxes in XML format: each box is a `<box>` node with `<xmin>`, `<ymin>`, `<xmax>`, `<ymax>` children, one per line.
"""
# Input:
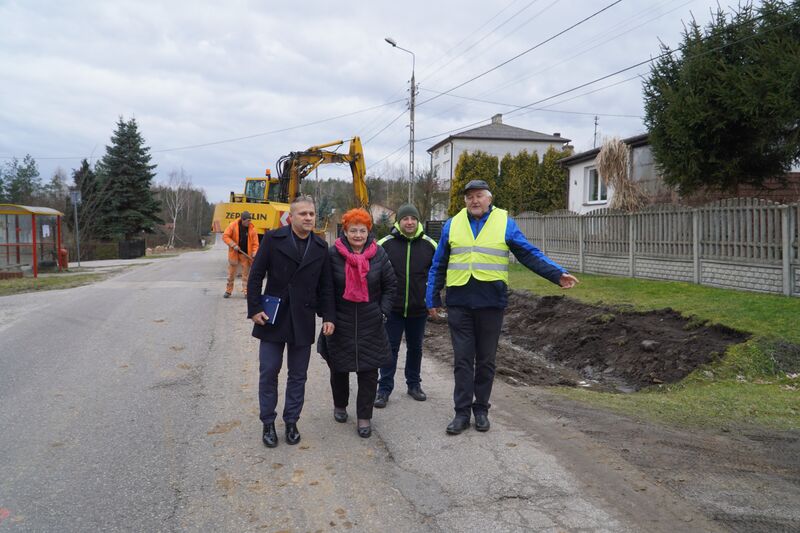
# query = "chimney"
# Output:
<box><xmin>491</xmin><ymin>113</ymin><xmax>503</xmax><ymax>125</ymax></box>
<box><xmin>553</xmin><ymin>132</ymin><xmax>561</xmax><ymax>137</ymax></box>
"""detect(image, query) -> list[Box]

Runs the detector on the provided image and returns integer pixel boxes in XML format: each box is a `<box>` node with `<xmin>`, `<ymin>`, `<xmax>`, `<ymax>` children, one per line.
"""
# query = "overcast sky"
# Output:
<box><xmin>0</xmin><ymin>0</ymin><xmax>727</xmax><ymax>203</ymax></box>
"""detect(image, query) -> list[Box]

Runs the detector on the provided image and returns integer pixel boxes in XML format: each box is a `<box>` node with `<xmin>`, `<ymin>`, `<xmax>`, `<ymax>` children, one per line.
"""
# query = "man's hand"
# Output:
<box><xmin>428</xmin><ymin>307</ymin><xmax>441</xmax><ymax>318</ymax></box>
<box><xmin>233</xmin><ymin>244</ymin><xmax>240</xmax><ymax>251</ymax></box>
<box><xmin>252</xmin><ymin>311</ymin><xmax>269</xmax><ymax>325</ymax></box>
<box><xmin>559</xmin><ymin>273</ymin><xmax>580</xmax><ymax>289</ymax></box>
<box><xmin>322</xmin><ymin>321</ymin><xmax>335</xmax><ymax>336</ymax></box>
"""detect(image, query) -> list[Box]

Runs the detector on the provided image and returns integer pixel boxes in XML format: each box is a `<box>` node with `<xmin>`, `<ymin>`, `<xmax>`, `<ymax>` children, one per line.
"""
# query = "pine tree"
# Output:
<box><xmin>448</xmin><ymin>151</ymin><xmax>498</xmax><ymax>217</ymax></box>
<box><xmin>94</xmin><ymin>117</ymin><xmax>161</xmax><ymax>239</ymax></box>
<box><xmin>4</xmin><ymin>154</ymin><xmax>42</xmax><ymax>204</ymax></box>
<box><xmin>643</xmin><ymin>1</ymin><xmax>800</xmax><ymax>194</ymax></box>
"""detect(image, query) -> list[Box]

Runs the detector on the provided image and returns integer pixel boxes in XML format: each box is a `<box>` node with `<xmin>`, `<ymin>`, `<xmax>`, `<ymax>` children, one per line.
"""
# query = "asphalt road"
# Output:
<box><xmin>0</xmin><ymin>241</ymin><xmax>721</xmax><ymax>532</ymax></box>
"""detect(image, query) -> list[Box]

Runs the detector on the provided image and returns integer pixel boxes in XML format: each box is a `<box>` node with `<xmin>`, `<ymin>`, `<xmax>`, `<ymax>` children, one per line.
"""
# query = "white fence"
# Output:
<box><xmin>515</xmin><ymin>198</ymin><xmax>800</xmax><ymax>296</ymax></box>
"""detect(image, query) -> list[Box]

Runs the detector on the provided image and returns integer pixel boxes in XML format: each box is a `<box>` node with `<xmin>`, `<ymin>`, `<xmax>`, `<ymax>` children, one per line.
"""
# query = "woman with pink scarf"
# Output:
<box><xmin>321</xmin><ymin>208</ymin><xmax>396</xmax><ymax>438</ymax></box>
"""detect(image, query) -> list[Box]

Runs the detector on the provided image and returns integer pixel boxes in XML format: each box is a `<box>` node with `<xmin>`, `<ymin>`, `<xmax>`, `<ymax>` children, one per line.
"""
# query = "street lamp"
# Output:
<box><xmin>385</xmin><ymin>36</ymin><xmax>416</xmax><ymax>204</ymax></box>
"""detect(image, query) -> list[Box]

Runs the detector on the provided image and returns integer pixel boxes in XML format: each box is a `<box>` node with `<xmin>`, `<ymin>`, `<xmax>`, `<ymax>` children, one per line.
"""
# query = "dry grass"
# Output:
<box><xmin>596</xmin><ymin>137</ymin><xmax>648</xmax><ymax>211</ymax></box>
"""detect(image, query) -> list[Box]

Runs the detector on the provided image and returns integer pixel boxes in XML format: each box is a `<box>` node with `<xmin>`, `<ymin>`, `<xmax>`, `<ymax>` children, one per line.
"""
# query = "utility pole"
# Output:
<box><xmin>69</xmin><ymin>190</ymin><xmax>81</xmax><ymax>267</ymax></box>
<box><xmin>593</xmin><ymin>115</ymin><xmax>599</xmax><ymax>148</ymax></box>
<box><xmin>408</xmin><ymin>69</ymin><xmax>415</xmax><ymax>204</ymax></box>
<box><xmin>385</xmin><ymin>37</ymin><xmax>416</xmax><ymax>204</ymax></box>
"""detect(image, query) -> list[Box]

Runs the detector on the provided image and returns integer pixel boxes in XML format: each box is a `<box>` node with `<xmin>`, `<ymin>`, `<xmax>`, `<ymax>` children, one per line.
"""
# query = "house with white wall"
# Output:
<box><xmin>561</xmin><ymin>133</ymin><xmax>800</xmax><ymax>214</ymax></box>
<box><xmin>427</xmin><ymin>113</ymin><xmax>570</xmax><ymax>195</ymax></box>
<box><xmin>560</xmin><ymin>134</ymin><xmax>655</xmax><ymax>214</ymax></box>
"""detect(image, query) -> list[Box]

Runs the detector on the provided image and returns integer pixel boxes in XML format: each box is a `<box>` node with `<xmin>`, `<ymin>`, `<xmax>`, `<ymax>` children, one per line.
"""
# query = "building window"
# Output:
<box><xmin>586</xmin><ymin>167</ymin><xmax>607</xmax><ymax>203</ymax></box>
<box><xmin>444</xmin><ymin>144</ymin><xmax>450</xmax><ymax>155</ymax></box>
<box><xmin>434</xmin><ymin>149</ymin><xmax>440</xmax><ymax>158</ymax></box>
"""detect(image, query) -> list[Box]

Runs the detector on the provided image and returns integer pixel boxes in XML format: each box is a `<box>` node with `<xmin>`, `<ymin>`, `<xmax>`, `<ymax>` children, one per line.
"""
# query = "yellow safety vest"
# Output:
<box><xmin>446</xmin><ymin>207</ymin><xmax>509</xmax><ymax>286</ymax></box>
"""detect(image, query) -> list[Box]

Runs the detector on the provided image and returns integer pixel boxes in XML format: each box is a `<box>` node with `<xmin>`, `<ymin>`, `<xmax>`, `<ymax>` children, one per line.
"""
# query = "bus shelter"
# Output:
<box><xmin>0</xmin><ymin>204</ymin><xmax>64</xmax><ymax>277</ymax></box>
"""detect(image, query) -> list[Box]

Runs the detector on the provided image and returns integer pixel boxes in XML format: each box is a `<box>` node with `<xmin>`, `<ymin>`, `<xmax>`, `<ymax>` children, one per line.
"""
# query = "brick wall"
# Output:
<box><xmin>636</xmin><ymin>257</ymin><xmax>694</xmax><ymax>282</ymax></box>
<box><xmin>700</xmin><ymin>261</ymin><xmax>783</xmax><ymax>294</ymax></box>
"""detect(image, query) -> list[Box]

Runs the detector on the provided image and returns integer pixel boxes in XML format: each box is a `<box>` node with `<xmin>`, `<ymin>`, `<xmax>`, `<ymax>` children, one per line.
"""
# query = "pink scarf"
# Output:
<box><xmin>335</xmin><ymin>237</ymin><xmax>377</xmax><ymax>302</ymax></box>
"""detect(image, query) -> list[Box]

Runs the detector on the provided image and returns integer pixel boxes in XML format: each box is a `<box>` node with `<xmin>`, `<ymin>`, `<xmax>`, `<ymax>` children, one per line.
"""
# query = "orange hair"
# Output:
<box><xmin>341</xmin><ymin>208</ymin><xmax>373</xmax><ymax>231</ymax></box>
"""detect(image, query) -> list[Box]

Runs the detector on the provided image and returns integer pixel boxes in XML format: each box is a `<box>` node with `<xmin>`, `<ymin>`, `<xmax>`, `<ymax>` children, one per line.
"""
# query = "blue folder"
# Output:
<box><xmin>260</xmin><ymin>295</ymin><xmax>281</xmax><ymax>325</ymax></box>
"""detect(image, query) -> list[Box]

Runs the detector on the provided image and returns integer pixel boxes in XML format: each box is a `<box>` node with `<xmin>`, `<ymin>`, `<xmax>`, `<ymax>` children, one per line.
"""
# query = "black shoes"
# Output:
<box><xmin>262</xmin><ymin>423</ymin><xmax>278</xmax><ymax>448</ymax></box>
<box><xmin>357</xmin><ymin>421</ymin><xmax>372</xmax><ymax>438</ymax></box>
<box><xmin>222</xmin><ymin>291</ymin><xmax>231</xmax><ymax>299</ymax></box>
<box><xmin>446</xmin><ymin>416</ymin><xmax>470</xmax><ymax>435</ymax></box>
<box><xmin>333</xmin><ymin>408</ymin><xmax>348</xmax><ymax>423</ymax></box>
<box><xmin>374</xmin><ymin>392</ymin><xmax>388</xmax><ymax>408</ymax></box>
<box><xmin>285</xmin><ymin>423</ymin><xmax>301</xmax><ymax>445</ymax></box>
<box><xmin>474</xmin><ymin>413</ymin><xmax>490</xmax><ymax>432</ymax></box>
<box><xmin>407</xmin><ymin>387</ymin><xmax>427</xmax><ymax>401</ymax></box>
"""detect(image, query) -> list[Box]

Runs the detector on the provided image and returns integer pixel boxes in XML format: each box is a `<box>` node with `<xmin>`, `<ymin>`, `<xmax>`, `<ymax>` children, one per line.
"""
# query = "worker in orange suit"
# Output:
<box><xmin>222</xmin><ymin>211</ymin><xmax>259</xmax><ymax>298</ymax></box>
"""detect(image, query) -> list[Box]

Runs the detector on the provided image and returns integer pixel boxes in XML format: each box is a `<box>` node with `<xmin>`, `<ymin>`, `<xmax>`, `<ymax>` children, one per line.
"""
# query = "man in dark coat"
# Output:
<box><xmin>247</xmin><ymin>195</ymin><xmax>335</xmax><ymax>448</ymax></box>
<box><xmin>374</xmin><ymin>203</ymin><xmax>437</xmax><ymax>408</ymax></box>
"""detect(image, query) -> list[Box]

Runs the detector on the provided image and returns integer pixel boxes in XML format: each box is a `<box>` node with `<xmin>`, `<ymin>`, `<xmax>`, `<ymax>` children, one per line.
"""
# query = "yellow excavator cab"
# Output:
<box><xmin>212</xmin><ymin>137</ymin><xmax>368</xmax><ymax>238</ymax></box>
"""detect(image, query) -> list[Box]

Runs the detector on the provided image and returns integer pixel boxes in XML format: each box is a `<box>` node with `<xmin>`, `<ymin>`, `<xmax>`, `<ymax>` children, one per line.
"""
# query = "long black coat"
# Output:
<box><xmin>247</xmin><ymin>225</ymin><xmax>334</xmax><ymax>346</ymax></box>
<box><xmin>323</xmin><ymin>236</ymin><xmax>397</xmax><ymax>372</ymax></box>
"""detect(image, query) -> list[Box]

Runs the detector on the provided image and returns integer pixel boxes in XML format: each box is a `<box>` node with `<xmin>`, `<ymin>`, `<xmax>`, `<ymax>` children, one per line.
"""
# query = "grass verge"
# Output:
<box><xmin>510</xmin><ymin>265</ymin><xmax>800</xmax><ymax>431</ymax></box>
<box><xmin>0</xmin><ymin>273</ymin><xmax>106</xmax><ymax>296</ymax></box>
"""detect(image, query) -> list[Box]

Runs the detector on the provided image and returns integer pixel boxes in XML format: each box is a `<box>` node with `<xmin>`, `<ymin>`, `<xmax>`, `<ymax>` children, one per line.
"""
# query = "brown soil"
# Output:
<box><xmin>430</xmin><ymin>291</ymin><xmax>748</xmax><ymax>392</ymax></box>
<box><xmin>423</xmin><ymin>291</ymin><xmax>800</xmax><ymax>532</ymax></box>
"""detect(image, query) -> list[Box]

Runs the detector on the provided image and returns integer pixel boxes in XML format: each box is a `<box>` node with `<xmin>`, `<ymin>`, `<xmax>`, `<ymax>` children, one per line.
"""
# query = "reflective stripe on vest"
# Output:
<box><xmin>446</xmin><ymin>207</ymin><xmax>509</xmax><ymax>286</ymax></box>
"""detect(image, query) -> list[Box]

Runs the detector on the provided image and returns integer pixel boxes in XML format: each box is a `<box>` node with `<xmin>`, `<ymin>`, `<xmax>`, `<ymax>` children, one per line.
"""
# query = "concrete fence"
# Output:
<box><xmin>514</xmin><ymin>198</ymin><xmax>800</xmax><ymax>296</ymax></box>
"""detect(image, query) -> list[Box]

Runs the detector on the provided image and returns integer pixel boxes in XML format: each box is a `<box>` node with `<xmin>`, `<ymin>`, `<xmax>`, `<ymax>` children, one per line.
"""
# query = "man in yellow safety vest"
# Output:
<box><xmin>426</xmin><ymin>179</ymin><xmax>579</xmax><ymax>435</ymax></box>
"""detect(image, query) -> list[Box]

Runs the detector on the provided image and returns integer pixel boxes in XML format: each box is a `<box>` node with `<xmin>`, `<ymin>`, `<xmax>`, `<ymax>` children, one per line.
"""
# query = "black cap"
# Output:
<box><xmin>240</xmin><ymin>210</ymin><xmax>252</xmax><ymax>220</ymax></box>
<box><xmin>462</xmin><ymin>179</ymin><xmax>491</xmax><ymax>194</ymax></box>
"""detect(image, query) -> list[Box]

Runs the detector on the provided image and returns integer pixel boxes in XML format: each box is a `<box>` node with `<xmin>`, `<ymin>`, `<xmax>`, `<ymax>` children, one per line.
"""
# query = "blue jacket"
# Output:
<box><xmin>425</xmin><ymin>206</ymin><xmax>567</xmax><ymax>309</ymax></box>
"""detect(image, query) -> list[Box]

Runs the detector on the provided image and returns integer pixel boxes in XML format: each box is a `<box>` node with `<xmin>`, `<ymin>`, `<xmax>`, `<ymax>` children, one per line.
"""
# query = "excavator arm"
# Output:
<box><xmin>275</xmin><ymin>136</ymin><xmax>369</xmax><ymax>209</ymax></box>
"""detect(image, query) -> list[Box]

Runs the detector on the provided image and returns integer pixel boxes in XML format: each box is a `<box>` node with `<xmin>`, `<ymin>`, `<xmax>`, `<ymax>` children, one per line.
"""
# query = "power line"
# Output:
<box><xmin>418</xmin><ymin>0</ymin><xmax>523</xmax><ymax>80</ymax></box>
<box><xmin>415</xmin><ymin>0</ymin><xmax>686</xmax><ymax>126</ymax></box>
<box><xmin>423</xmin><ymin>0</ymin><xmax>548</xmax><ymax>86</ymax></box>
<box><xmin>416</xmin><ymin>13</ymin><xmax>800</xmax><ymax>144</ymax></box>
<box><xmin>367</xmin><ymin>143</ymin><xmax>409</xmax><ymax>171</ymax></box>
<box><xmin>363</xmin><ymin>109</ymin><xmax>408</xmax><ymax>145</ymax></box>
<box><xmin>416</xmin><ymin>0</ymin><xmax>624</xmax><ymax>108</ymax></box>
<box><xmin>0</xmin><ymin>97</ymin><xmax>407</xmax><ymax>161</ymax></box>
<box><xmin>418</xmin><ymin>88</ymin><xmax>643</xmax><ymax>118</ymax></box>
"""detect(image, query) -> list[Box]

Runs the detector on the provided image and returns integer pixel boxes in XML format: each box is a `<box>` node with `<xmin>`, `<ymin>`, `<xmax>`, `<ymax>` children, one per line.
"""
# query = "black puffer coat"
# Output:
<box><xmin>323</xmin><ymin>236</ymin><xmax>397</xmax><ymax>372</ymax></box>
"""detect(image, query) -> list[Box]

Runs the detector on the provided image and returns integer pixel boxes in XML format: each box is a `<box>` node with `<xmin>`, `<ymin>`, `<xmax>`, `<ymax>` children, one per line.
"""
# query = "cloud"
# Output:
<box><xmin>0</xmin><ymin>0</ymin><xmax>717</xmax><ymax>201</ymax></box>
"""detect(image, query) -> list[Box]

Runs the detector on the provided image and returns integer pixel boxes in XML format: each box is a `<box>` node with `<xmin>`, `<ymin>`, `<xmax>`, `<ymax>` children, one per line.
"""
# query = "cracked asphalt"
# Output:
<box><xmin>0</xmin><ymin>241</ymin><xmax>721</xmax><ymax>532</ymax></box>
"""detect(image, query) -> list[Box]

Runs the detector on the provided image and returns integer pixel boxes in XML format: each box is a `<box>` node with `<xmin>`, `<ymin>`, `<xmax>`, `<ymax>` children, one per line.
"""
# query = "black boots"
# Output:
<box><xmin>285</xmin><ymin>423</ymin><xmax>301</xmax><ymax>445</ymax></box>
<box><xmin>446</xmin><ymin>416</ymin><xmax>470</xmax><ymax>435</ymax></box>
<box><xmin>262</xmin><ymin>423</ymin><xmax>278</xmax><ymax>448</ymax></box>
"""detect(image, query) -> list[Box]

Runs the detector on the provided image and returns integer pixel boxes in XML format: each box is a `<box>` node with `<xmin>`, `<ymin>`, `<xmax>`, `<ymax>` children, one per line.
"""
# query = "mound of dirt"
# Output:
<box><xmin>425</xmin><ymin>291</ymin><xmax>749</xmax><ymax>392</ymax></box>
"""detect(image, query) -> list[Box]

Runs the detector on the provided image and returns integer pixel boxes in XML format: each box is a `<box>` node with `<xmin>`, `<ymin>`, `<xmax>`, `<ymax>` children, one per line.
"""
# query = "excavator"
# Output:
<box><xmin>211</xmin><ymin>137</ymin><xmax>369</xmax><ymax>238</ymax></box>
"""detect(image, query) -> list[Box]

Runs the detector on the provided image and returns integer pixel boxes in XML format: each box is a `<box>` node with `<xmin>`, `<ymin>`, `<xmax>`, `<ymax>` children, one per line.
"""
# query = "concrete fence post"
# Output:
<box><xmin>782</xmin><ymin>206</ymin><xmax>791</xmax><ymax>296</ymax></box>
<box><xmin>692</xmin><ymin>210</ymin><xmax>700</xmax><ymax>284</ymax></box>
<box><xmin>628</xmin><ymin>214</ymin><xmax>635</xmax><ymax>277</ymax></box>
<box><xmin>578</xmin><ymin>216</ymin><xmax>585</xmax><ymax>273</ymax></box>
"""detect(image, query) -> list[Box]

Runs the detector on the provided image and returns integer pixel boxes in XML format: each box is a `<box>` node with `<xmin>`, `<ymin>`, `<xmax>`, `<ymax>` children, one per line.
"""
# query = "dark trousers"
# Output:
<box><xmin>258</xmin><ymin>341</ymin><xmax>311</xmax><ymax>425</ymax></box>
<box><xmin>330</xmin><ymin>369</ymin><xmax>379</xmax><ymax>420</ymax></box>
<box><xmin>447</xmin><ymin>306</ymin><xmax>504</xmax><ymax>417</ymax></box>
<box><xmin>378</xmin><ymin>311</ymin><xmax>427</xmax><ymax>395</ymax></box>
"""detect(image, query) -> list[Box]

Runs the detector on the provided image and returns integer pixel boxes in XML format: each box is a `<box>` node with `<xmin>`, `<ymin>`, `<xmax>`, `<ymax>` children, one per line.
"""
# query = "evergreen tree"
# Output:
<box><xmin>643</xmin><ymin>1</ymin><xmax>800</xmax><ymax>194</ymax></box>
<box><xmin>94</xmin><ymin>117</ymin><xmax>161</xmax><ymax>239</ymax></box>
<box><xmin>4</xmin><ymin>154</ymin><xmax>41</xmax><ymax>204</ymax></box>
<box><xmin>529</xmin><ymin>147</ymin><xmax>570</xmax><ymax>213</ymax></box>
<box><xmin>448</xmin><ymin>151</ymin><xmax>498</xmax><ymax>217</ymax></box>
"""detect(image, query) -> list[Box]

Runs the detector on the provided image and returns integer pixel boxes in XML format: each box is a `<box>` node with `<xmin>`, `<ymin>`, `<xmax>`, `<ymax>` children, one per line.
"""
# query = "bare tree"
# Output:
<box><xmin>163</xmin><ymin>168</ymin><xmax>192</xmax><ymax>248</ymax></box>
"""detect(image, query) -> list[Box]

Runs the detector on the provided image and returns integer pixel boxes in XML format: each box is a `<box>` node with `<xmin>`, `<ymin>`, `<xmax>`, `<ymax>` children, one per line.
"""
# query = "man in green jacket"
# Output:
<box><xmin>375</xmin><ymin>204</ymin><xmax>438</xmax><ymax>408</ymax></box>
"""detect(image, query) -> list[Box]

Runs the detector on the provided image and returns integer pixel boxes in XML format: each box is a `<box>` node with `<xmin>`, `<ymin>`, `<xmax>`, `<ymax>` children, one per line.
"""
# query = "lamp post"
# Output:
<box><xmin>385</xmin><ymin>36</ymin><xmax>416</xmax><ymax>203</ymax></box>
